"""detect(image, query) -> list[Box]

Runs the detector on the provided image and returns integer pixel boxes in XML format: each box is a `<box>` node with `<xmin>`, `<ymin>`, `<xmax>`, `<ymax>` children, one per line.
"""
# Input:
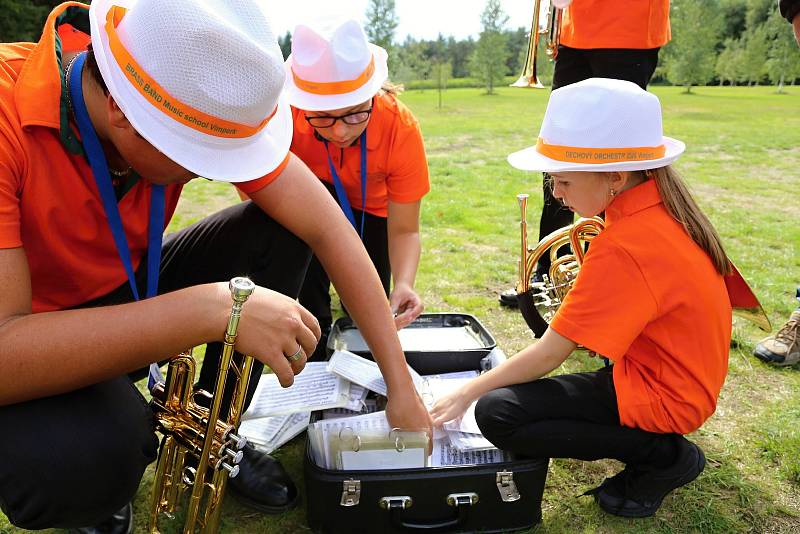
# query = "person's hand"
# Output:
<box><xmin>224</xmin><ymin>283</ymin><xmax>320</xmax><ymax>388</ymax></box>
<box><xmin>430</xmin><ymin>387</ymin><xmax>474</xmax><ymax>428</ymax></box>
<box><xmin>389</xmin><ymin>283</ymin><xmax>423</xmax><ymax>329</ymax></box>
<box><xmin>385</xmin><ymin>387</ymin><xmax>433</xmax><ymax>453</ymax></box>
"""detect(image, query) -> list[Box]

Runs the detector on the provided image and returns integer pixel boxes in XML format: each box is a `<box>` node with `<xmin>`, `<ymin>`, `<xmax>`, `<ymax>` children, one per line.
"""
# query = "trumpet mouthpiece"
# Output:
<box><xmin>229</xmin><ymin>277</ymin><xmax>255</xmax><ymax>301</ymax></box>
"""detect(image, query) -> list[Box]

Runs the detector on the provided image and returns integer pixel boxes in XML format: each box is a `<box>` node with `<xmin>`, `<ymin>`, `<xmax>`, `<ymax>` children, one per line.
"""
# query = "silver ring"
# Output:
<box><xmin>285</xmin><ymin>346</ymin><xmax>304</xmax><ymax>362</ymax></box>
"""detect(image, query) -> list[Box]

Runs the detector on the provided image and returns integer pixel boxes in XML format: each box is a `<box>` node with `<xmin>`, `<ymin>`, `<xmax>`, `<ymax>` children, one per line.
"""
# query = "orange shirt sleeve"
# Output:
<box><xmin>0</xmin><ymin>121</ymin><xmax>22</xmax><ymax>249</ymax></box>
<box><xmin>549</xmin><ymin>235</ymin><xmax>657</xmax><ymax>359</ymax></box>
<box><xmin>234</xmin><ymin>152</ymin><xmax>291</xmax><ymax>195</ymax></box>
<box><xmin>385</xmin><ymin>117</ymin><xmax>429</xmax><ymax>204</ymax></box>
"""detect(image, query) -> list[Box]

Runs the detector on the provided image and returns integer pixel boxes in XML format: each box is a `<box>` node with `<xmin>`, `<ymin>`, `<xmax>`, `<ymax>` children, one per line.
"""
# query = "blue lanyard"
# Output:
<box><xmin>69</xmin><ymin>52</ymin><xmax>166</xmax><ymax>386</ymax></box>
<box><xmin>324</xmin><ymin>130</ymin><xmax>367</xmax><ymax>239</ymax></box>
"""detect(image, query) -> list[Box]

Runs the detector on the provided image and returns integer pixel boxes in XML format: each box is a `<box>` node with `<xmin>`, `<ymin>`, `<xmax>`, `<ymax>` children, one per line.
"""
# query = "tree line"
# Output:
<box><xmin>4</xmin><ymin>0</ymin><xmax>798</xmax><ymax>93</ymax></box>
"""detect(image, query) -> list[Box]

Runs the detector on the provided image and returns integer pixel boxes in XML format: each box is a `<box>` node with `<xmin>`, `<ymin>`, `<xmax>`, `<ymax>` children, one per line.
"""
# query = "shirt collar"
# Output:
<box><xmin>293</xmin><ymin>93</ymin><xmax>385</xmax><ymax>151</ymax></box>
<box><xmin>16</xmin><ymin>2</ymin><xmax>89</xmax><ymax>154</ymax></box>
<box><xmin>605</xmin><ymin>178</ymin><xmax>662</xmax><ymax>225</ymax></box>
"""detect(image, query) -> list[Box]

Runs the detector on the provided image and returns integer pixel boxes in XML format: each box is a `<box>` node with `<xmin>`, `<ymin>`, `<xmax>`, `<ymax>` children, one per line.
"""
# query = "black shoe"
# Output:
<box><xmin>499</xmin><ymin>274</ymin><xmax>545</xmax><ymax>308</ymax></box>
<box><xmin>228</xmin><ymin>443</ymin><xmax>299</xmax><ymax>513</ymax></box>
<box><xmin>499</xmin><ymin>288</ymin><xmax>519</xmax><ymax>307</ymax></box>
<box><xmin>70</xmin><ymin>503</ymin><xmax>133</xmax><ymax>534</ymax></box>
<box><xmin>593</xmin><ymin>441</ymin><xmax>706</xmax><ymax>518</ymax></box>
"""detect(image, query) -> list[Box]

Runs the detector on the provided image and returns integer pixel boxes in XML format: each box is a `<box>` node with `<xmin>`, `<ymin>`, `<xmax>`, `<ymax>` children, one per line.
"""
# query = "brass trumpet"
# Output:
<box><xmin>149</xmin><ymin>277</ymin><xmax>256</xmax><ymax>533</ymax></box>
<box><xmin>511</xmin><ymin>0</ymin><xmax>563</xmax><ymax>89</ymax></box>
<box><xmin>516</xmin><ymin>194</ymin><xmax>603</xmax><ymax>337</ymax></box>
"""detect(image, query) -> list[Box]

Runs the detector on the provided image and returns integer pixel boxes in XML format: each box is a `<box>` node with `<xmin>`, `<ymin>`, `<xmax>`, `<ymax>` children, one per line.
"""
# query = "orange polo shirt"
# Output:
<box><xmin>560</xmin><ymin>0</ymin><xmax>671</xmax><ymax>50</ymax></box>
<box><xmin>0</xmin><ymin>3</ymin><xmax>280</xmax><ymax>312</ymax></box>
<box><xmin>550</xmin><ymin>180</ymin><xmax>731</xmax><ymax>435</ymax></box>
<box><xmin>289</xmin><ymin>92</ymin><xmax>430</xmax><ymax>218</ymax></box>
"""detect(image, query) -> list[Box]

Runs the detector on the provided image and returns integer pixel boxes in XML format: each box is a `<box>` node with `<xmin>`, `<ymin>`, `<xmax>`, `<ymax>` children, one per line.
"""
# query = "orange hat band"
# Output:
<box><xmin>291</xmin><ymin>56</ymin><xmax>375</xmax><ymax>96</ymax></box>
<box><xmin>536</xmin><ymin>138</ymin><xmax>666</xmax><ymax>164</ymax></box>
<box><xmin>104</xmin><ymin>6</ymin><xmax>275</xmax><ymax>139</ymax></box>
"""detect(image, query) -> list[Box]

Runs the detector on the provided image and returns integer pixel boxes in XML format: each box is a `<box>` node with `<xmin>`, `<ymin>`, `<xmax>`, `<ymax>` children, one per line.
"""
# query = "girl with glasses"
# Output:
<box><xmin>284</xmin><ymin>20</ymin><xmax>431</xmax><ymax>361</ymax></box>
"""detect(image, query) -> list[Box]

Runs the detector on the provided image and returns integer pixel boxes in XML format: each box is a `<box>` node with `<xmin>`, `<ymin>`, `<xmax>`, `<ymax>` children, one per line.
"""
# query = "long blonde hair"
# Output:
<box><xmin>647</xmin><ymin>166</ymin><xmax>731</xmax><ymax>276</ymax></box>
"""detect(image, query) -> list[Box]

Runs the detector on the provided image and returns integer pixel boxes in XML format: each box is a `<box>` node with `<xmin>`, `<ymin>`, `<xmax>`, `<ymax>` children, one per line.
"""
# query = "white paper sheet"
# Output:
<box><xmin>243</xmin><ymin>362</ymin><xmax>349</xmax><ymax>419</ymax></box>
<box><xmin>327</xmin><ymin>350</ymin><xmax>424</xmax><ymax>396</ymax></box>
<box><xmin>239</xmin><ymin>413</ymin><xmax>290</xmax><ymax>444</ymax></box>
<box><xmin>448</xmin><ymin>431</ymin><xmax>496</xmax><ymax>451</ymax></box>
<box><xmin>430</xmin><ymin>439</ymin><xmax>507</xmax><ymax>467</ymax></box>
<box><xmin>245</xmin><ymin>412</ymin><xmax>311</xmax><ymax>455</ymax></box>
<box><xmin>340</xmin><ymin>446</ymin><xmax>427</xmax><ymax>470</ymax></box>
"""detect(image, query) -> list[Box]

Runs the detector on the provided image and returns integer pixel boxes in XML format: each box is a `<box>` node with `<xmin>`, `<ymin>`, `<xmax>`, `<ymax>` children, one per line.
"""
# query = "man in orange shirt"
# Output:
<box><xmin>501</xmin><ymin>0</ymin><xmax>671</xmax><ymax>307</ymax></box>
<box><xmin>284</xmin><ymin>20</ymin><xmax>430</xmax><ymax>360</ymax></box>
<box><xmin>0</xmin><ymin>1</ymin><xmax>430</xmax><ymax>531</ymax></box>
<box><xmin>434</xmin><ymin>79</ymin><xmax>731</xmax><ymax>519</ymax></box>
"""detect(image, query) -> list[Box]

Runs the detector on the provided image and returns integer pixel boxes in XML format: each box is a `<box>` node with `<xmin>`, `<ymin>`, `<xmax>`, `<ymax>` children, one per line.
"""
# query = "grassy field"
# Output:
<box><xmin>2</xmin><ymin>85</ymin><xmax>799</xmax><ymax>533</ymax></box>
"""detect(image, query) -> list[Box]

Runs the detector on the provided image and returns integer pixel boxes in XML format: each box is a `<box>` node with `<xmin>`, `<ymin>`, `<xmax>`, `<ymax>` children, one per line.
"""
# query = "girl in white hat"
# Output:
<box><xmin>283</xmin><ymin>20</ymin><xmax>430</xmax><ymax>360</ymax></box>
<box><xmin>431</xmin><ymin>78</ymin><xmax>733</xmax><ymax>519</ymax></box>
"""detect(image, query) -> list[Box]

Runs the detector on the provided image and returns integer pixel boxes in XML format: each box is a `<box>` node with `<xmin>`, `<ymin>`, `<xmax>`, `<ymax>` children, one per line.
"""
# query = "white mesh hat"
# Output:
<box><xmin>89</xmin><ymin>0</ymin><xmax>292</xmax><ymax>182</ymax></box>
<box><xmin>284</xmin><ymin>20</ymin><xmax>389</xmax><ymax>111</ymax></box>
<box><xmin>508</xmin><ymin>78</ymin><xmax>685</xmax><ymax>173</ymax></box>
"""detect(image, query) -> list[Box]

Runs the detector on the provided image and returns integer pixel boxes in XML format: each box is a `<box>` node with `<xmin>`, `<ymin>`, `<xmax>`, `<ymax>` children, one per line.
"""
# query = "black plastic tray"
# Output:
<box><xmin>326</xmin><ymin>313</ymin><xmax>497</xmax><ymax>375</ymax></box>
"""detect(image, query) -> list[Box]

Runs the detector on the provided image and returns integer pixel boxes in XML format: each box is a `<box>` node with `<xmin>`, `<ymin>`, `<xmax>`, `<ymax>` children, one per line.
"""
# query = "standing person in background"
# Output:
<box><xmin>500</xmin><ymin>0</ymin><xmax>671</xmax><ymax>308</ymax></box>
<box><xmin>753</xmin><ymin>0</ymin><xmax>800</xmax><ymax>367</ymax></box>
<box><xmin>284</xmin><ymin>20</ymin><xmax>430</xmax><ymax>360</ymax></box>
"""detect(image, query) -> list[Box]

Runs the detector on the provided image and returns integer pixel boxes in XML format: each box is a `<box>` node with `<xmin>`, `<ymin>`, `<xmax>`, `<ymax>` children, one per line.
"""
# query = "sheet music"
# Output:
<box><xmin>245</xmin><ymin>412</ymin><xmax>311</xmax><ymax>455</ymax></box>
<box><xmin>243</xmin><ymin>362</ymin><xmax>349</xmax><ymax>419</ymax></box>
<box><xmin>344</xmin><ymin>382</ymin><xmax>368</xmax><ymax>411</ymax></box>
<box><xmin>327</xmin><ymin>350</ymin><xmax>424</xmax><ymax>396</ymax></box>
<box><xmin>430</xmin><ymin>439</ymin><xmax>507</xmax><ymax>467</ymax></box>
<box><xmin>239</xmin><ymin>413</ymin><xmax>289</xmax><ymax>444</ymax></box>
<box><xmin>323</xmin><ymin>398</ymin><xmax>380</xmax><ymax>419</ymax></box>
<box><xmin>448</xmin><ymin>431</ymin><xmax>496</xmax><ymax>451</ymax></box>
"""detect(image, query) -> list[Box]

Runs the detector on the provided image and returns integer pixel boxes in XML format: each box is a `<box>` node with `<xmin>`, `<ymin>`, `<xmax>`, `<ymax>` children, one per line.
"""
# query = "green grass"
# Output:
<box><xmin>2</xmin><ymin>85</ymin><xmax>799</xmax><ymax>533</ymax></box>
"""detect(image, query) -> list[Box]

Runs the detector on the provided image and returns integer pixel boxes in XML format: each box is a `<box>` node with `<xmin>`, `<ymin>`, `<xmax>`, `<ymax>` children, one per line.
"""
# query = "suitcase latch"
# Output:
<box><xmin>340</xmin><ymin>479</ymin><xmax>361</xmax><ymax>507</ymax></box>
<box><xmin>447</xmin><ymin>492</ymin><xmax>479</xmax><ymax>507</ymax></box>
<box><xmin>378</xmin><ymin>496</ymin><xmax>413</xmax><ymax>510</ymax></box>
<box><xmin>496</xmin><ymin>471</ymin><xmax>521</xmax><ymax>502</ymax></box>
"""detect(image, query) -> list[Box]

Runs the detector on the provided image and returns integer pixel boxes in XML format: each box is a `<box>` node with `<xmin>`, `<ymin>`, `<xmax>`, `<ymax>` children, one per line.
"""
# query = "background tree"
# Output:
<box><xmin>716</xmin><ymin>38</ymin><xmax>746</xmax><ymax>86</ymax></box>
<box><xmin>740</xmin><ymin>24</ymin><xmax>770</xmax><ymax>85</ymax></box>
<box><xmin>364</xmin><ymin>0</ymin><xmax>398</xmax><ymax>62</ymax></box>
<box><xmin>277</xmin><ymin>30</ymin><xmax>292</xmax><ymax>60</ymax></box>
<box><xmin>664</xmin><ymin>0</ymin><xmax>723</xmax><ymax>92</ymax></box>
<box><xmin>764</xmin><ymin>8</ymin><xmax>800</xmax><ymax>91</ymax></box>
<box><xmin>1</xmin><ymin>0</ymin><xmax>71</xmax><ymax>42</ymax></box>
<box><xmin>471</xmin><ymin>0</ymin><xmax>510</xmax><ymax>94</ymax></box>
<box><xmin>433</xmin><ymin>61</ymin><xmax>452</xmax><ymax>110</ymax></box>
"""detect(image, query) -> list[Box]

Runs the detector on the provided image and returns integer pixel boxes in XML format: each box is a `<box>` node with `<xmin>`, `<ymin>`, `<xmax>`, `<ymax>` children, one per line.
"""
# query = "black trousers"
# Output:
<box><xmin>475</xmin><ymin>366</ymin><xmax>685</xmax><ymax>468</ymax></box>
<box><xmin>537</xmin><ymin>46</ymin><xmax>661</xmax><ymax>276</ymax></box>
<box><xmin>298</xmin><ymin>182</ymin><xmax>390</xmax><ymax>361</ymax></box>
<box><xmin>0</xmin><ymin>201</ymin><xmax>311</xmax><ymax>529</ymax></box>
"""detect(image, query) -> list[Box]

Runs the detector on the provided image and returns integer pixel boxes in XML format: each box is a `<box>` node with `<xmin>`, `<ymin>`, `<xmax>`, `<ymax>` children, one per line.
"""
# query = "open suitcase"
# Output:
<box><xmin>305</xmin><ymin>314</ymin><xmax>549</xmax><ymax>533</ymax></box>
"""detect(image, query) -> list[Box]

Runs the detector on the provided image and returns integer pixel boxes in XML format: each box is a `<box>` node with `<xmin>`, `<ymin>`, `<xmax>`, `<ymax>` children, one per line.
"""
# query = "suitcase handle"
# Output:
<box><xmin>385</xmin><ymin>492</ymin><xmax>477</xmax><ymax>531</ymax></box>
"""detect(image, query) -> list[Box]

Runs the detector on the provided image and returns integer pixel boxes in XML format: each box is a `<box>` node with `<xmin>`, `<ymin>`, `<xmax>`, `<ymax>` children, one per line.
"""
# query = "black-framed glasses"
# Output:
<box><xmin>304</xmin><ymin>107</ymin><xmax>373</xmax><ymax>128</ymax></box>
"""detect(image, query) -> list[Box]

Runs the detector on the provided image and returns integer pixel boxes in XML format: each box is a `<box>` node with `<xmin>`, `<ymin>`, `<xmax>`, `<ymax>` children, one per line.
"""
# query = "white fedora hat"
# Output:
<box><xmin>508</xmin><ymin>78</ymin><xmax>685</xmax><ymax>173</ymax></box>
<box><xmin>89</xmin><ymin>0</ymin><xmax>292</xmax><ymax>182</ymax></box>
<box><xmin>284</xmin><ymin>20</ymin><xmax>389</xmax><ymax>111</ymax></box>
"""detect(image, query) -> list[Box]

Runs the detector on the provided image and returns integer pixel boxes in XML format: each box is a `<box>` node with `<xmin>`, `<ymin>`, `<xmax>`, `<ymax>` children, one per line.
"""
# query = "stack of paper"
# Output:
<box><xmin>237</xmin><ymin>349</ymin><xmax>511</xmax><ymax>469</ymax></box>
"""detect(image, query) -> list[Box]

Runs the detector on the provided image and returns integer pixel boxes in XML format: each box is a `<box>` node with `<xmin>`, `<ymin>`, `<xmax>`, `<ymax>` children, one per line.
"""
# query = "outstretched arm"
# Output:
<box><xmin>430</xmin><ymin>327</ymin><xmax>577</xmax><ymax>426</ymax></box>
<box><xmin>249</xmin><ymin>155</ymin><xmax>432</xmax><ymax>435</ymax></box>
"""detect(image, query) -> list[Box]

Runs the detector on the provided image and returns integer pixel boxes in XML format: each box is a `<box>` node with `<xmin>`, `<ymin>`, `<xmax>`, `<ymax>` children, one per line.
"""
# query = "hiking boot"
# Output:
<box><xmin>592</xmin><ymin>439</ymin><xmax>706</xmax><ymax>518</ymax></box>
<box><xmin>754</xmin><ymin>310</ymin><xmax>800</xmax><ymax>366</ymax></box>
